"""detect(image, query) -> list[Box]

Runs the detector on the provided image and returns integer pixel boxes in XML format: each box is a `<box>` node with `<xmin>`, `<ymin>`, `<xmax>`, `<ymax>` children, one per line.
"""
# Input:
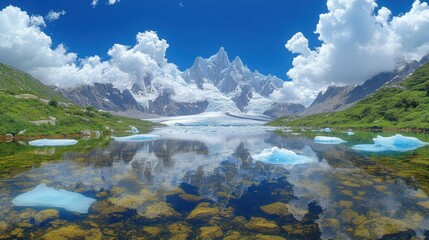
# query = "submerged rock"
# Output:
<box><xmin>354</xmin><ymin>217</ymin><xmax>408</xmax><ymax>239</ymax></box>
<box><xmin>260</xmin><ymin>202</ymin><xmax>291</xmax><ymax>216</ymax></box>
<box><xmin>187</xmin><ymin>203</ymin><xmax>220</xmax><ymax>220</ymax></box>
<box><xmin>142</xmin><ymin>226</ymin><xmax>161</xmax><ymax>238</ymax></box>
<box><xmin>244</xmin><ymin>217</ymin><xmax>280</xmax><ymax>234</ymax></box>
<box><xmin>141</xmin><ymin>202</ymin><xmax>180</xmax><ymax>219</ymax></box>
<box><xmin>199</xmin><ymin>225</ymin><xmax>223</xmax><ymax>239</ymax></box>
<box><xmin>34</xmin><ymin>209</ymin><xmax>59</xmax><ymax>224</ymax></box>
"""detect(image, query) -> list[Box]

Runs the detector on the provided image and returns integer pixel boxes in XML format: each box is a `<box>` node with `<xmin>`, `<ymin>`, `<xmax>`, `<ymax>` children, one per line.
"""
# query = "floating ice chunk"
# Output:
<box><xmin>130</xmin><ymin>126</ymin><xmax>139</xmax><ymax>134</ymax></box>
<box><xmin>352</xmin><ymin>134</ymin><xmax>428</xmax><ymax>152</ymax></box>
<box><xmin>252</xmin><ymin>147</ymin><xmax>314</xmax><ymax>169</ymax></box>
<box><xmin>314</xmin><ymin>136</ymin><xmax>346</xmax><ymax>144</ymax></box>
<box><xmin>347</xmin><ymin>131</ymin><xmax>355</xmax><ymax>136</ymax></box>
<box><xmin>112</xmin><ymin>134</ymin><xmax>160</xmax><ymax>142</ymax></box>
<box><xmin>12</xmin><ymin>183</ymin><xmax>96</xmax><ymax>214</ymax></box>
<box><xmin>322</xmin><ymin>128</ymin><xmax>332</xmax><ymax>132</ymax></box>
<box><xmin>29</xmin><ymin>139</ymin><xmax>78</xmax><ymax>147</ymax></box>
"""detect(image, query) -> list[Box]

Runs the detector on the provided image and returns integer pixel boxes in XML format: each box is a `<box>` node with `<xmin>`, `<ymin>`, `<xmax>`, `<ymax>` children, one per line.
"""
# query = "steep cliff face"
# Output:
<box><xmin>58</xmin><ymin>83</ymin><xmax>144</xmax><ymax>113</ymax></box>
<box><xmin>303</xmin><ymin>56</ymin><xmax>429</xmax><ymax>115</ymax></box>
<box><xmin>147</xmin><ymin>89</ymin><xmax>209</xmax><ymax>116</ymax></box>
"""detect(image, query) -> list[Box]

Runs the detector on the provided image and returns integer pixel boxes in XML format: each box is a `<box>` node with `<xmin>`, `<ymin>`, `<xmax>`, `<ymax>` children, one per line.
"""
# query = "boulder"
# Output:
<box><xmin>34</xmin><ymin>209</ymin><xmax>59</xmax><ymax>224</ymax></box>
<box><xmin>198</xmin><ymin>225</ymin><xmax>223</xmax><ymax>239</ymax></box>
<box><xmin>244</xmin><ymin>217</ymin><xmax>280</xmax><ymax>234</ymax></box>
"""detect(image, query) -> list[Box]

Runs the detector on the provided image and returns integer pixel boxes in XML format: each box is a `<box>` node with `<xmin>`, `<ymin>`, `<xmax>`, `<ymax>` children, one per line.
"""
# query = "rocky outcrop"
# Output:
<box><xmin>148</xmin><ymin>89</ymin><xmax>208</xmax><ymax>116</ymax></box>
<box><xmin>57</xmin><ymin>83</ymin><xmax>144</xmax><ymax>113</ymax></box>
<box><xmin>263</xmin><ymin>103</ymin><xmax>306</xmax><ymax>118</ymax></box>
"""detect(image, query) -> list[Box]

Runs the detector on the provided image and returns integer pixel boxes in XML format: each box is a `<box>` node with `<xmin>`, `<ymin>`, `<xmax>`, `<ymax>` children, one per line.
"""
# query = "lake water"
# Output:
<box><xmin>0</xmin><ymin>125</ymin><xmax>428</xmax><ymax>239</ymax></box>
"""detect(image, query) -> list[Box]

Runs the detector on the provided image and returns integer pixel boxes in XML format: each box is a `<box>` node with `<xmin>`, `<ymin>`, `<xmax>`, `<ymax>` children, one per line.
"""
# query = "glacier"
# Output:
<box><xmin>252</xmin><ymin>147</ymin><xmax>314</xmax><ymax>169</ymax></box>
<box><xmin>314</xmin><ymin>136</ymin><xmax>346</xmax><ymax>144</ymax></box>
<box><xmin>352</xmin><ymin>134</ymin><xmax>428</xmax><ymax>152</ymax></box>
<box><xmin>12</xmin><ymin>183</ymin><xmax>96</xmax><ymax>214</ymax></box>
<box><xmin>112</xmin><ymin>134</ymin><xmax>160</xmax><ymax>142</ymax></box>
<box><xmin>147</xmin><ymin>112</ymin><xmax>271</xmax><ymax>127</ymax></box>
<box><xmin>29</xmin><ymin>139</ymin><xmax>78</xmax><ymax>147</ymax></box>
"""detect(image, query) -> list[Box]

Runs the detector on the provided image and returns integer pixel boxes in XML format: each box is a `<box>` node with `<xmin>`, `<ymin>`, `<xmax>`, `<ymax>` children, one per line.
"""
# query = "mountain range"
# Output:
<box><xmin>58</xmin><ymin>48</ymin><xmax>299</xmax><ymax>118</ymax></box>
<box><xmin>4</xmin><ymin>48</ymin><xmax>429</xmax><ymax>120</ymax></box>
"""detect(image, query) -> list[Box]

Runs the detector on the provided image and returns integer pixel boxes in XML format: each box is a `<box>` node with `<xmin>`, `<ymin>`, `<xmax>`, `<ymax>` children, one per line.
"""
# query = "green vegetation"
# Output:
<box><xmin>0</xmin><ymin>63</ymin><xmax>155</xmax><ymax>136</ymax></box>
<box><xmin>0</xmin><ymin>63</ymin><xmax>68</xmax><ymax>102</ymax></box>
<box><xmin>269</xmin><ymin>62</ymin><xmax>429</xmax><ymax>130</ymax></box>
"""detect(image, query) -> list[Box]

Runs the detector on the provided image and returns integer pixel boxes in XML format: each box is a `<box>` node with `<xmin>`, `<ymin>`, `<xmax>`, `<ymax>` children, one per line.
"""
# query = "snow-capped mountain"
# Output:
<box><xmin>182</xmin><ymin>47</ymin><xmax>285</xmax><ymax>113</ymax></box>
<box><xmin>59</xmin><ymin>48</ymin><xmax>305</xmax><ymax>117</ymax></box>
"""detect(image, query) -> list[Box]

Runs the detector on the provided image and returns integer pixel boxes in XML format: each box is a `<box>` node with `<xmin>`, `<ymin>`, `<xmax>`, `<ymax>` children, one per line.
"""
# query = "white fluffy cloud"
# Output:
<box><xmin>91</xmin><ymin>0</ymin><xmax>119</xmax><ymax>7</ymax></box>
<box><xmin>275</xmin><ymin>0</ymin><xmax>429</xmax><ymax>105</ymax></box>
<box><xmin>0</xmin><ymin>5</ymin><xmax>206</xmax><ymax>104</ymax></box>
<box><xmin>46</xmin><ymin>10</ymin><xmax>66</xmax><ymax>22</ymax></box>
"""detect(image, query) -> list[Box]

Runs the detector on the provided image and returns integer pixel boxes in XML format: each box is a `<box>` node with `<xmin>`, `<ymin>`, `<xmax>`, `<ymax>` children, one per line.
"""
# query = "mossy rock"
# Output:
<box><xmin>187</xmin><ymin>203</ymin><xmax>220</xmax><ymax>220</ymax></box>
<box><xmin>179</xmin><ymin>193</ymin><xmax>202</xmax><ymax>202</ymax></box>
<box><xmin>34</xmin><ymin>209</ymin><xmax>59</xmax><ymax>224</ymax></box>
<box><xmin>198</xmin><ymin>225</ymin><xmax>223</xmax><ymax>240</ymax></box>
<box><xmin>141</xmin><ymin>202</ymin><xmax>180</xmax><ymax>219</ymax></box>
<box><xmin>260</xmin><ymin>202</ymin><xmax>291</xmax><ymax>216</ymax></box>
<box><xmin>244</xmin><ymin>217</ymin><xmax>280</xmax><ymax>234</ymax></box>
<box><xmin>142</xmin><ymin>226</ymin><xmax>161</xmax><ymax>238</ymax></box>
<box><xmin>354</xmin><ymin>217</ymin><xmax>408</xmax><ymax>239</ymax></box>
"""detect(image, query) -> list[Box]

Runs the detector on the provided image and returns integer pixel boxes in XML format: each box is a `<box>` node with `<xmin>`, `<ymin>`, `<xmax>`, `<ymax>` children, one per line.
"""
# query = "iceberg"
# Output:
<box><xmin>29</xmin><ymin>139</ymin><xmax>78</xmax><ymax>147</ymax></box>
<box><xmin>112</xmin><ymin>134</ymin><xmax>160</xmax><ymax>142</ymax></box>
<box><xmin>314</xmin><ymin>136</ymin><xmax>346</xmax><ymax>144</ymax></box>
<box><xmin>12</xmin><ymin>183</ymin><xmax>96</xmax><ymax>214</ymax></box>
<box><xmin>252</xmin><ymin>147</ymin><xmax>314</xmax><ymax>169</ymax></box>
<box><xmin>322</xmin><ymin>128</ymin><xmax>332</xmax><ymax>133</ymax></box>
<box><xmin>130</xmin><ymin>126</ymin><xmax>139</xmax><ymax>134</ymax></box>
<box><xmin>352</xmin><ymin>134</ymin><xmax>428</xmax><ymax>152</ymax></box>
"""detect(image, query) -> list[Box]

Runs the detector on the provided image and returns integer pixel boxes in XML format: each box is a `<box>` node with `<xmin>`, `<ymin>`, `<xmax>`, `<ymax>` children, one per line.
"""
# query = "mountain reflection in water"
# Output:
<box><xmin>0</xmin><ymin>126</ymin><xmax>428</xmax><ymax>239</ymax></box>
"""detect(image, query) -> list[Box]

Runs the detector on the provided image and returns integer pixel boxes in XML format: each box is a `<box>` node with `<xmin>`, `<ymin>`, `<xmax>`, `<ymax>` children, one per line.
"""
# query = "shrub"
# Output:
<box><xmin>384</xmin><ymin>110</ymin><xmax>398</xmax><ymax>122</ymax></box>
<box><xmin>48</xmin><ymin>99</ymin><xmax>58</xmax><ymax>108</ymax></box>
<box><xmin>85</xmin><ymin>106</ymin><xmax>96</xmax><ymax>112</ymax></box>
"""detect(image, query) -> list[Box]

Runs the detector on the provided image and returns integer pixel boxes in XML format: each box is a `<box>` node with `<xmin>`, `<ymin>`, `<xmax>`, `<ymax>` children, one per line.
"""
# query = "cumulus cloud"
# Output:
<box><xmin>46</xmin><ymin>10</ymin><xmax>66</xmax><ymax>22</ymax></box>
<box><xmin>0</xmin><ymin>5</ymin><xmax>206</xmax><ymax>104</ymax></box>
<box><xmin>274</xmin><ymin>0</ymin><xmax>429</xmax><ymax>106</ymax></box>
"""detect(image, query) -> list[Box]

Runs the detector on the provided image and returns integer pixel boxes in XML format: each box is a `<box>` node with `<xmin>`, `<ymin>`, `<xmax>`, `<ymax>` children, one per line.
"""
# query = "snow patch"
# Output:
<box><xmin>12</xmin><ymin>183</ymin><xmax>96</xmax><ymax>213</ymax></box>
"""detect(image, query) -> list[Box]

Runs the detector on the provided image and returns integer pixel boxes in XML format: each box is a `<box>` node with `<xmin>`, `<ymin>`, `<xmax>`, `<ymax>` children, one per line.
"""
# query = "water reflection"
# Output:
<box><xmin>0</xmin><ymin>126</ymin><xmax>428</xmax><ymax>239</ymax></box>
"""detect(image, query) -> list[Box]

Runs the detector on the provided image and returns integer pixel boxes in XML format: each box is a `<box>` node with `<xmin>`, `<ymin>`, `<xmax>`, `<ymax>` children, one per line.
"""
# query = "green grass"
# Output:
<box><xmin>0</xmin><ymin>63</ymin><xmax>68</xmax><ymax>102</ymax></box>
<box><xmin>0</xmin><ymin>63</ymin><xmax>156</xmax><ymax>135</ymax></box>
<box><xmin>268</xmin><ymin>62</ymin><xmax>429</xmax><ymax>130</ymax></box>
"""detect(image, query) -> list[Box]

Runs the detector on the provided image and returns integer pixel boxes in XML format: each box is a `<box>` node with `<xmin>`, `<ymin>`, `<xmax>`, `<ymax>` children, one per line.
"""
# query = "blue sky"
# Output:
<box><xmin>0</xmin><ymin>0</ymin><xmax>416</xmax><ymax>78</ymax></box>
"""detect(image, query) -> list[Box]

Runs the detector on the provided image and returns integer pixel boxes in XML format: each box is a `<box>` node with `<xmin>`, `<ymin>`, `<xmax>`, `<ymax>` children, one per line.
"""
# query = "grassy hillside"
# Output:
<box><xmin>0</xmin><ymin>64</ymin><xmax>155</xmax><ymax>135</ymax></box>
<box><xmin>0</xmin><ymin>64</ymin><xmax>68</xmax><ymax>102</ymax></box>
<box><xmin>269</xmin><ymin>62</ymin><xmax>429</xmax><ymax>130</ymax></box>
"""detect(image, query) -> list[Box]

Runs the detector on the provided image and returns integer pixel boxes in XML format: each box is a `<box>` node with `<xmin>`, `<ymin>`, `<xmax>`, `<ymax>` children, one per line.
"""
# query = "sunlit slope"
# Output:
<box><xmin>0</xmin><ymin>63</ymin><xmax>68</xmax><ymax>102</ymax></box>
<box><xmin>269</xmin><ymin>62</ymin><xmax>429</xmax><ymax>130</ymax></box>
<box><xmin>0</xmin><ymin>63</ymin><xmax>154</xmax><ymax>135</ymax></box>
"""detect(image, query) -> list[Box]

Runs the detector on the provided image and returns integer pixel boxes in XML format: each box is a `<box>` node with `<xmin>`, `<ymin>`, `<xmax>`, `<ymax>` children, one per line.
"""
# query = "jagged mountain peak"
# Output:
<box><xmin>231</xmin><ymin>56</ymin><xmax>245</xmax><ymax>69</ymax></box>
<box><xmin>208</xmin><ymin>47</ymin><xmax>231</xmax><ymax>67</ymax></box>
